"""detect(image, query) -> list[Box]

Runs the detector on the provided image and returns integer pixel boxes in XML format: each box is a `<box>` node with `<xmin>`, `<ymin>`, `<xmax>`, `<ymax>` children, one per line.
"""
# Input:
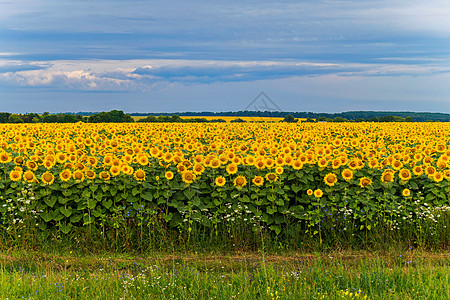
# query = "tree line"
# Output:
<box><xmin>0</xmin><ymin>110</ymin><xmax>445</xmax><ymax>123</ymax></box>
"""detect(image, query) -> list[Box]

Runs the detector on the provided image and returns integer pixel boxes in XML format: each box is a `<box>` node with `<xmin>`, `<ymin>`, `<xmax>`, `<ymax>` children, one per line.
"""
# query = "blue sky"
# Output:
<box><xmin>1</xmin><ymin>0</ymin><xmax>450</xmax><ymax>113</ymax></box>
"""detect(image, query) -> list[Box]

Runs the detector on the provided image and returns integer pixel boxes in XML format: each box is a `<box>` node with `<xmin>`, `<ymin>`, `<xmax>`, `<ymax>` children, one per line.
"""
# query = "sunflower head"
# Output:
<box><xmin>59</xmin><ymin>169</ymin><xmax>72</xmax><ymax>182</ymax></box>
<box><xmin>313</xmin><ymin>189</ymin><xmax>323</xmax><ymax>198</ymax></box>
<box><xmin>341</xmin><ymin>169</ymin><xmax>353</xmax><ymax>181</ymax></box>
<box><xmin>134</xmin><ymin>169</ymin><xmax>146</xmax><ymax>181</ymax></box>
<box><xmin>265</xmin><ymin>173</ymin><xmax>278</xmax><ymax>182</ymax></box>
<box><xmin>324</xmin><ymin>173</ymin><xmax>338</xmax><ymax>187</ymax></box>
<box><xmin>233</xmin><ymin>175</ymin><xmax>247</xmax><ymax>188</ymax></box>
<box><xmin>252</xmin><ymin>175</ymin><xmax>264</xmax><ymax>187</ymax></box>
<box><xmin>9</xmin><ymin>170</ymin><xmax>22</xmax><ymax>182</ymax></box>
<box><xmin>41</xmin><ymin>172</ymin><xmax>55</xmax><ymax>185</ymax></box>
<box><xmin>359</xmin><ymin>177</ymin><xmax>372</xmax><ymax>188</ymax></box>
<box><xmin>307</xmin><ymin>189</ymin><xmax>313</xmax><ymax>196</ymax></box>
<box><xmin>402</xmin><ymin>188</ymin><xmax>411</xmax><ymax>197</ymax></box>
<box><xmin>165</xmin><ymin>171</ymin><xmax>174</xmax><ymax>180</ymax></box>
<box><xmin>215</xmin><ymin>176</ymin><xmax>226</xmax><ymax>187</ymax></box>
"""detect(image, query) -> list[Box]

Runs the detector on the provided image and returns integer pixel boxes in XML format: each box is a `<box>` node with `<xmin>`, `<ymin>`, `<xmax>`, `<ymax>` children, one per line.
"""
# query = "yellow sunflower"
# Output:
<box><xmin>73</xmin><ymin>170</ymin><xmax>84</xmax><ymax>181</ymax></box>
<box><xmin>402</xmin><ymin>188</ymin><xmax>411</xmax><ymax>197</ymax></box>
<box><xmin>324</xmin><ymin>173</ymin><xmax>338</xmax><ymax>187</ymax></box>
<box><xmin>134</xmin><ymin>169</ymin><xmax>146</xmax><ymax>181</ymax></box>
<box><xmin>233</xmin><ymin>175</ymin><xmax>247</xmax><ymax>188</ymax></box>
<box><xmin>341</xmin><ymin>168</ymin><xmax>353</xmax><ymax>181</ymax></box>
<box><xmin>226</xmin><ymin>163</ymin><xmax>238</xmax><ymax>175</ymax></box>
<box><xmin>59</xmin><ymin>169</ymin><xmax>72</xmax><ymax>182</ymax></box>
<box><xmin>307</xmin><ymin>189</ymin><xmax>313</xmax><ymax>196</ymax></box>
<box><xmin>215</xmin><ymin>176</ymin><xmax>226</xmax><ymax>187</ymax></box>
<box><xmin>99</xmin><ymin>171</ymin><xmax>111</xmax><ymax>180</ymax></box>
<box><xmin>252</xmin><ymin>175</ymin><xmax>264</xmax><ymax>187</ymax></box>
<box><xmin>182</xmin><ymin>171</ymin><xmax>196</xmax><ymax>184</ymax></box>
<box><xmin>265</xmin><ymin>173</ymin><xmax>278</xmax><ymax>182</ymax></box>
<box><xmin>9</xmin><ymin>169</ymin><xmax>22</xmax><ymax>181</ymax></box>
<box><xmin>398</xmin><ymin>168</ymin><xmax>411</xmax><ymax>181</ymax></box>
<box><xmin>359</xmin><ymin>177</ymin><xmax>372</xmax><ymax>188</ymax></box>
<box><xmin>165</xmin><ymin>171</ymin><xmax>174</xmax><ymax>180</ymax></box>
<box><xmin>23</xmin><ymin>170</ymin><xmax>36</xmax><ymax>183</ymax></box>
<box><xmin>41</xmin><ymin>171</ymin><xmax>55</xmax><ymax>185</ymax></box>
<box><xmin>314</xmin><ymin>189</ymin><xmax>323</xmax><ymax>198</ymax></box>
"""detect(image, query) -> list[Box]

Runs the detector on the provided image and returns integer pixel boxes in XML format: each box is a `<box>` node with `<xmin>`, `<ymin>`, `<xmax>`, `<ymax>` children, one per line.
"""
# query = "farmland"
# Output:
<box><xmin>0</xmin><ymin>121</ymin><xmax>449</xmax><ymax>299</ymax></box>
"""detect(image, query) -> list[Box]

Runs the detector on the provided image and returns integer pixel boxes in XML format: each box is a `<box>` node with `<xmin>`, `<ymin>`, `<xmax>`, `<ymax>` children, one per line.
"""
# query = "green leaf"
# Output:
<box><xmin>183</xmin><ymin>189</ymin><xmax>195</xmax><ymax>200</ymax></box>
<box><xmin>82</xmin><ymin>189</ymin><xmax>91</xmax><ymax>199</ymax></box>
<box><xmin>60</xmin><ymin>206</ymin><xmax>73</xmax><ymax>218</ymax></box>
<box><xmin>132</xmin><ymin>187</ymin><xmax>139</xmax><ymax>196</ymax></box>
<box><xmin>269</xmin><ymin>224</ymin><xmax>281</xmax><ymax>235</ymax></box>
<box><xmin>62</xmin><ymin>190</ymin><xmax>72</xmax><ymax>197</ymax></box>
<box><xmin>101</xmin><ymin>185</ymin><xmax>109</xmax><ymax>192</ymax></box>
<box><xmin>70</xmin><ymin>214</ymin><xmax>83</xmax><ymax>223</ymax></box>
<box><xmin>103</xmin><ymin>200</ymin><xmax>113</xmax><ymax>209</ymax></box>
<box><xmin>52</xmin><ymin>209</ymin><xmax>64</xmax><ymax>221</ymax></box>
<box><xmin>142</xmin><ymin>192</ymin><xmax>153</xmax><ymax>201</ymax></box>
<box><xmin>44</xmin><ymin>196</ymin><xmax>58</xmax><ymax>208</ymax></box>
<box><xmin>291</xmin><ymin>184</ymin><xmax>301</xmax><ymax>194</ymax></box>
<box><xmin>87</xmin><ymin>199</ymin><xmax>97</xmax><ymax>210</ymax></box>
<box><xmin>266</xmin><ymin>206</ymin><xmax>277</xmax><ymax>215</ymax></box>
<box><xmin>58</xmin><ymin>223</ymin><xmax>72</xmax><ymax>234</ymax></box>
<box><xmin>89</xmin><ymin>185</ymin><xmax>98</xmax><ymax>193</ymax></box>
<box><xmin>40</xmin><ymin>212</ymin><xmax>53</xmax><ymax>222</ymax></box>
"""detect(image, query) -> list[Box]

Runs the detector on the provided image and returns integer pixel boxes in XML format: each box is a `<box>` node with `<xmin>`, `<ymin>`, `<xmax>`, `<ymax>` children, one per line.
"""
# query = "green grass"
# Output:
<box><xmin>0</xmin><ymin>250</ymin><xmax>448</xmax><ymax>299</ymax></box>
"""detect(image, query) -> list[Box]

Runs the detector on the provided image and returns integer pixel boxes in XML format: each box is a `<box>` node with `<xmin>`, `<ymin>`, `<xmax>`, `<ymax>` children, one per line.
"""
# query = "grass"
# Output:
<box><xmin>0</xmin><ymin>249</ymin><xmax>449</xmax><ymax>299</ymax></box>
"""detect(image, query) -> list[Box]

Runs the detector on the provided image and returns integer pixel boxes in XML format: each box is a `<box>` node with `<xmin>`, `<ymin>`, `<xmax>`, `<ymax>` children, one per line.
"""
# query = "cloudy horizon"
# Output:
<box><xmin>1</xmin><ymin>0</ymin><xmax>450</xmax><ymax>113</ymax></box>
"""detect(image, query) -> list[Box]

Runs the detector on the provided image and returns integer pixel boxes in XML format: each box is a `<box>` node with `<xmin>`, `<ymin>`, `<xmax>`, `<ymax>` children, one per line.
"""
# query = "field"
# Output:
<box><xmin>131</xmin><ymin>115</ymin><xmax>288</xmax><ymax>122</ymax></box>
<box><xmin>1</xmin><ymin>122</ymin><xmax>449</xmax><ymax>298</ymax></box>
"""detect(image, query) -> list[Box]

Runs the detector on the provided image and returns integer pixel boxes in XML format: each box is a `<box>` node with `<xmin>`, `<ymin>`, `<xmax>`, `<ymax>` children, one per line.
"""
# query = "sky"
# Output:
<box><xmin>1</xmin><ymin>0</ymin><xmax>450</xmax><ymax>114</ymax></box>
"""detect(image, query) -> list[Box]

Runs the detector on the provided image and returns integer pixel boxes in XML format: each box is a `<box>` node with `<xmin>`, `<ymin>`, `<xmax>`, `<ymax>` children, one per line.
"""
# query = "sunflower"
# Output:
<box><xmin>134</xmin><ymin>169</ymin><xmax>146</xmax><ymax>181</ymax></box>
<box><xmin>292</xmin><ymin>160</ymin><xmax>303</xmax><ymax>170</ymax></box>
<box><xmin>233</xmin><ymin>175</ymin><xmax>247</xmax><ymax>188</ymax></box>
<box><xmin>265</xmin><ymin>173</ymin><xmax>278</xmax><ymax>182</ymax></box>
<box><xmin>381</xmin><ymin>170</ymin><xmax>395</xmax><ymax>183</ymax></box>
<box><xmin>165</xmin><ymin>171</ymin><xmax>174</xmax><ymax>180</ymax></box>
<box><xmin>41</xmin><ymin>171</ymin><xmax>55</xmax><ymax>185</ymax></box>
<box><xmin>99</xmin><ymin>171</ymin><xmax>111</xmax><ymax>180</ymax></box>
<box><xmin>433</xmin><ymin>172</ymin><xmax>444</xmax><ymax>182</ymax></box>
<box><xmin>252</xmin><ymin>175</ymin><xmax>264</xmax><ymax>187</ymax></box>
<box><xmin>139</xmin><ymin>155</ymin><xmax>149</xmax><ymax>165</ymax></box>
<box><xmin>307</xmin><ymin>189</ymin><xmax>313</xmax><ymax>196</ymax></box>
<box><xmin>331</xmin><ymin>159</ymin><xmax>341</xmax><ymax>169</ymax></box>
<box><xmin>317</xmin><ymin>158</ymin><xmax>328</xmax><ymax>168</ymax></box>
<box><xmin>425</xmin><ymin>166</ymin><xmax>436</xmax><ymax>176</ymax></box>
<box><xmin>110</xmin><ymin>165</ymin><xmax>121</xmax><ymax>177</ymax></box>
<box><xmin>193</xmin><ymin>164</ymin><xmax>205</xmax><ymax>175</ymax></box>
<box><xmin>444</xmin><ymin>170</ymin><xmax>450</xmax><ymax>180</ymax></box>
<box><xmin>324</xmin><ymin>173</ymin><xmax>338</xmax><ymax>187</ymax></box>
<box><xmin>398</xmin><ymin>168</ymin><xmax>411</xmax><ymax>181</ymax></box>
<box><xmin>341</xmin><ymin>168</ymin><xmax>353</xmax><ymax>181</ymax></box>
<box><xmin>402</xmin><ymin>188</ymin><xmax>411</xmax><ymax>197</ymax></box>
<box><xmin>255</xmin><ymin>160</ymin><xmax>265</xmax><ymax>170</ymax></box>
<box><xmin>59</xmin><ymin>169</ymin><xmax>72</xmax><ymax>182</ymax></box>
<box><xmin>226</xmin><ymin>163</ymin><xmax>238</xmax><ymax>175</ymax></box>
<box><xmin>0</xmin><ymin>152</ymin><xmax>12</xmax><ymax>163</ymax></box>
<box><xmin>210</xmin><ymin>158</ymin><xmax>221</xmax><ymax>169</ymax></box>
<box><xmin>9</xmin><ymin>170</ymin><xmax>22</xmax><ymax>181</ymax></box>
<box><xmin>392</xmin><ymin>160</ymin><xmax>403</xmax><ymax>170</ymax></box>
<box><xmin>264</xmin><ymin>158</ymin><xmax>275</xmax><ymax>169</ymax></box>
<box><xmin>412</xmin><ymin>165</ymin><xmax>423</xmax><ymax>176</ymax></box>
<box><xmin>215</xmin><ymin>176</ymin><xmax>226</xmax><ymax>187</ymax></box>
<box><xmin>56</xmin><ymin>153</ymin><xmax>67</xmax><ymax>164</ymax></box>
<box><xmin>314</xmin><ymin>189</ymin><xmax>323</xmax><ymax>198</ymax></box>
<box><xmin>182</xmin><ymin>171</ymin><xmax>196</xmax><ymax>184</ymax></box>
<box><xmin>275</xmin><ymin>166</ymin><xmax>284</xmax><ymax>175</ymax></box>
<box><xmin>13</xmin><ymin>156</ymin><xmax>24</xmax><ymax>165</ymax></box>
<box><xmin>86</xmin><ymin>169</ymin><xmax>96</xmax><ymax>180</ymax></box>
<box><xmin>73</xmin><ymin>170</ymin><xmax>85</xmax><ymax>181</ymax></box>
<box><xmin>359</xmin><ymin>177</ymin><xmax>372</xmax><ymax>188</ymax></box>
<box><xmin>26</xmin><ymin>160</ymin><xmax>38</xmax><ymax>171</ymax></box>
<box><xmin>23</xmin><ymin>170</ymin><xmax>36</xmax><ymax>183</ymax></box>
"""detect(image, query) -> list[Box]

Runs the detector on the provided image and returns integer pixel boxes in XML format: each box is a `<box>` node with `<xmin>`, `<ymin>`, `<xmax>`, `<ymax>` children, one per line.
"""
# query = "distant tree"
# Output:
<box><xmin>0</xmin><ymin>112</ymin><xmax>11</xmax><ymax>123</ymax></box>
<box><xmin>282</xmin><ymin>114</ymin><xmax>297</xmax><ymax>123</ymax></box>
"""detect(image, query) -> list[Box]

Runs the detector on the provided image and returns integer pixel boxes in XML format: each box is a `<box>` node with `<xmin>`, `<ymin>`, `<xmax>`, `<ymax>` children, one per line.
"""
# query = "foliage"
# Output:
<box><xmin>0</xmin><ymin>122</ymin><xmax>449</xmax><ymax>251</ymax></box>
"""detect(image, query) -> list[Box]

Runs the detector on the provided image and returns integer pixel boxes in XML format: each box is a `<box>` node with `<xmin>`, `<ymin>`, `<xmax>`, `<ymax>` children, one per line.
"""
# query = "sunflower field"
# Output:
<box><xmin>0</xmin><ymin>122</ymin><xmax>449</xmax><ymax>250</ymax></box>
